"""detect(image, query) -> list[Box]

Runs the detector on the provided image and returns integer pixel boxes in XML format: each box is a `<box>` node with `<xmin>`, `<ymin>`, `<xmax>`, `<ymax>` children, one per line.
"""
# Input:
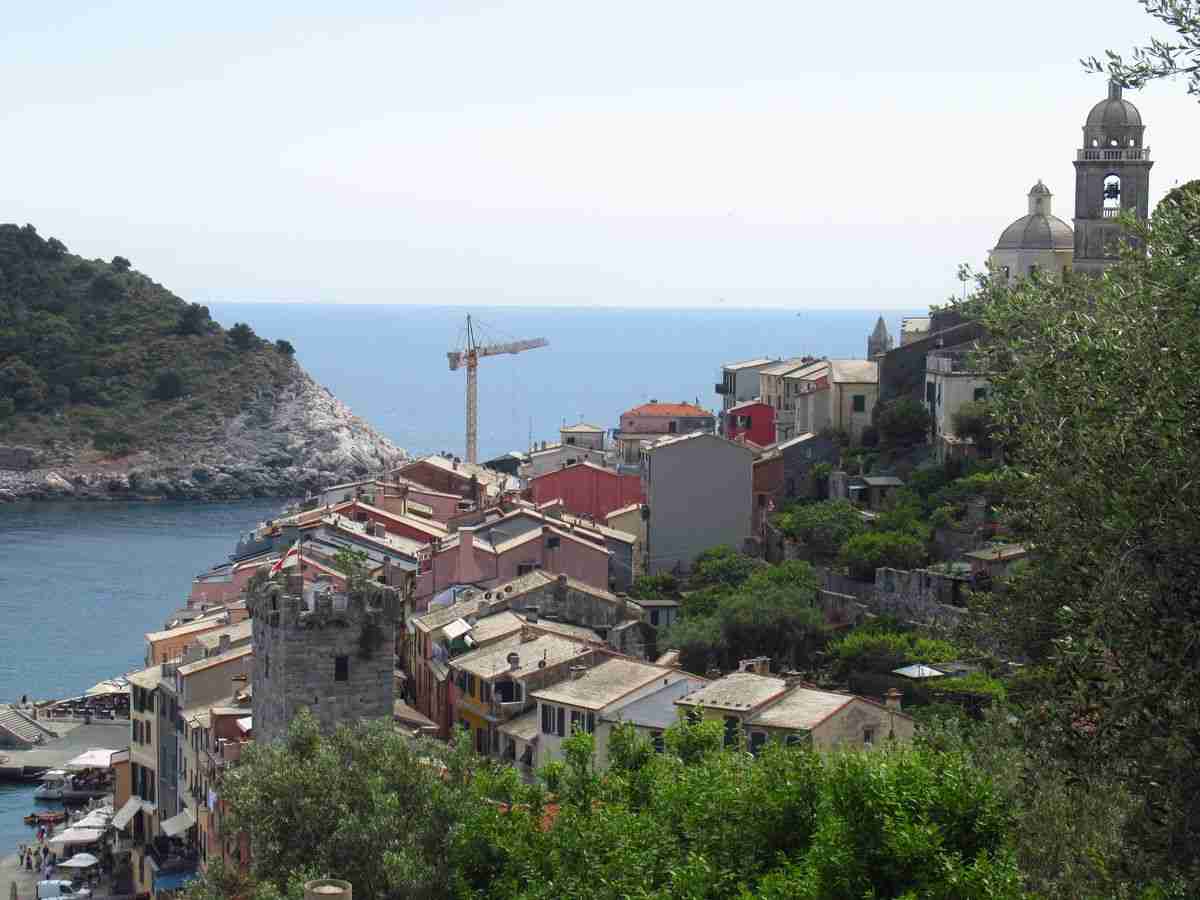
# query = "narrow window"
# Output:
<box><xmin>852</xmin><ymin>395</ymin><xmax>866</xmax><ymax>413</ymax></box>
<box><xmin>541</xmin><ymin>704</ymin><xmax>553</xmax><ymax>734</ymax></box>
<box><xmin>570</xmin><ymin>709</ymin><xmax>581</xmax><ymax>733</ymax></box>
<box><xmin>723</xmin><ymin>716</ymin><xmax>739</xmax><ymax>747</ymax></box>
<box><xmin>973</xmin><ymin>387</ymin><xmax>987</xmax><ymax>402</ymax></box>
<box><xmin>650</xmin><ymin>609</ymin><xmax>660</xmax><ymax>627</ymax></box>
<box><xmin>334</xmin><ymin>655</ymin><xmax>349</xmax><ymax>682</ymax></box>
<box><xmin>556</xmin><ymin>706</ymin><xmax>566</xmax><ymax>737</ymax></box>
<box><xmin>586</xmin><ymin>712</ymin><xmax>595</xmax><ymax>734</ymax></box>
<box><xmin>863</xmin><ymin>726</ymin><xmax>876</xmax><ymax>746</ymax></box>
<box><xmin>651</xmin><ymin>730</ymin><xmax>665</xmax><ymax>753</ymax></box>
<box><xmin>264</xmin><ymin>654</ymin><xmax>269</xmax><ymax>678</ymax></box>
<box><xmin>749</xmin><ymin>731</ymin><xmax>766</xmax><ymax>755</ymax></box>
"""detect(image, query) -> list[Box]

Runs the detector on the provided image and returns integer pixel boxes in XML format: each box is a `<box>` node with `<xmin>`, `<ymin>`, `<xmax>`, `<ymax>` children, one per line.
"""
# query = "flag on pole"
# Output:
<box><xmin>269</xmin><ymin>540</ymin><xmax>301</xmax><ymax>577</ymax></box>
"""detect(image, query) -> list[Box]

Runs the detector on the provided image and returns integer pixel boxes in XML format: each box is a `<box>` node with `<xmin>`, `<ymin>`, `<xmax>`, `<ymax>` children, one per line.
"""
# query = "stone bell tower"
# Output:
<box><xmin>1073</xmin><ymin>81</ymin><xmax>1153</xmax><ymax>275</ymax></box>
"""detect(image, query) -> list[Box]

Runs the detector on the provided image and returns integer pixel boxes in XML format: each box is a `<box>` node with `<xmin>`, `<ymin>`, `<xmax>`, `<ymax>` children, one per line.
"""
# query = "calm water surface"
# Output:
<box><xmin>0</xmin><ymin>500</ymin><xmax>281</xmax><ymax>856</ymax></box>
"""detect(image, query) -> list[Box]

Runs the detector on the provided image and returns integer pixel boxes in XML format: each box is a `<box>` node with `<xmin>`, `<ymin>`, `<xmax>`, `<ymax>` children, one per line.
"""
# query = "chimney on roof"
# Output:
<box><xmin>459</xmin><ymin>526</ymin><xmax>475</xmax><ymax>572</ymax></box>
<box><xmin>507</xmin><ymin>651</ymin><xmax>520</xmax><ymax>672</ymax></box>
<box><xmin>885</xmin><ymin>688</ymin><xmax>903</xmax><ymax>711</ymax></box>
<box><xmin>737</xmin><ymin>657</ymin><xmax>771</xmax><ymax>676</ymax></box>
<box><xmin>525</xmin><ymin>605</ymin><xmax>539</xmax><ymax>624</ymax></box>
<box><xmin>570</xmin><ymin>665</ymin><xmax>588</xmax><ymax>681</ymax></box>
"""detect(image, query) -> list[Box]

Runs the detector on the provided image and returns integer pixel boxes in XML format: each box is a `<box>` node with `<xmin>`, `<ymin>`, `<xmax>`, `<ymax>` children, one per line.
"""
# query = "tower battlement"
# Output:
<box><xmin>249</xmin><ymin>571</ymin><xmax>400</xmax><ymax>745</ymax></box>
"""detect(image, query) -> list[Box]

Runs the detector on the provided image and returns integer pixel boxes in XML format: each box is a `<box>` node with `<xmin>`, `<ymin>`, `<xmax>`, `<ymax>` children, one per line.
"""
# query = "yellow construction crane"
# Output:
<box><xmin>447</xmin><ymin>315</ymin><xmax>548</xmax><ymax>464</ymax></box>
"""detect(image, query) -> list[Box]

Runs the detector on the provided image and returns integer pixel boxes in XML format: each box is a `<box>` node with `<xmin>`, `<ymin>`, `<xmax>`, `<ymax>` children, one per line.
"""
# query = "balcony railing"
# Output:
<box><xmin>1102</xmin><ymin>207</ymin><xmax>1122</xmax><ymax>218</ymax></box>
<box><xmin>927</xmin><ymin>349</ymin><xmax>990</xmax><ymax>375</ymax></box>
<box><xmin>1076</xmin><ymin>147</ymin><xmax>1151</xmax><ymax>162</ymax></box>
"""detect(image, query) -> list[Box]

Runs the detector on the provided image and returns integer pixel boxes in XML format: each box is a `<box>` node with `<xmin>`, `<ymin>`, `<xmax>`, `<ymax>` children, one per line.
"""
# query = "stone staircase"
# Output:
<box><xmin>0</xmin><ymin>703</ymin><xmax>53</xmax><ymax>747</ymax></box>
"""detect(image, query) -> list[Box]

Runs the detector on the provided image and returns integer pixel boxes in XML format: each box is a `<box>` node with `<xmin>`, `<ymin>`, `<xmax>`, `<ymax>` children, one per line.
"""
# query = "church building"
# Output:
<box><xmin>989</xmin><ymin>82</ymin><xmax>1153</xmax><ymax>280</ymax></box>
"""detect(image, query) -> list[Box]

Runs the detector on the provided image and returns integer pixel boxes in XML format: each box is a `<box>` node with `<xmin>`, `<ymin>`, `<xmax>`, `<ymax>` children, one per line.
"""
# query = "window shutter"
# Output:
<box><xmin>556</xmin><ymin>706</ymin><xmax>565</xmax><ymax>737</ymax></box>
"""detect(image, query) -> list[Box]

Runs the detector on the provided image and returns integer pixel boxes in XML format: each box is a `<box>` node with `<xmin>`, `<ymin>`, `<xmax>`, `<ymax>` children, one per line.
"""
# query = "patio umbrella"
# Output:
<box><xmin>60</xmin><ymin>853</ymin><xmax>100</xmax><ymax>869</ymax></box>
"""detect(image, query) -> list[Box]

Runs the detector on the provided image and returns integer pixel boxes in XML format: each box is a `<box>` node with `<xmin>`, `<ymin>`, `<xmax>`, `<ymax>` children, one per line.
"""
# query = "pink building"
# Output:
<box><xmin>527</xmin><ymin>462</ymin><xmax>643</xmax><ymax>522</ymax></box>
<box><xmin>414</xmin><ymin>511</ymin><xmax>610</xmax><ymax>608</ymax></box>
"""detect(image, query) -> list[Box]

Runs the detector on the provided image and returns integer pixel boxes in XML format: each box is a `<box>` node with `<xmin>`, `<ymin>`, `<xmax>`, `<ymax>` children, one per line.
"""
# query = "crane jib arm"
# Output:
<box><xmin>477</xmin><ymin>337</ymin><xmax>549</xmax><ymax>358</ymax></box>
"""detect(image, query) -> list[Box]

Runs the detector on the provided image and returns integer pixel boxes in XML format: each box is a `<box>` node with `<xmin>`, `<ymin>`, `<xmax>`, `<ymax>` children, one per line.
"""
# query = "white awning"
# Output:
<box><xmin>443</xmin><ymin>618</ymin><xmax>472</xmax><ymax>640</ymax></box>
<box><xmin>59</xmin><ymin>852</ymin><xmax>99</xmax><ymax>869</ymax></box>
<box><xmin>160</xmin><ymin>807</ymin><xmax>195</xmax><ymax>837</ymax></box>
<box><xmin>48</xmin><ymin>827</ymin><xmax>105</xmax><ymax>847</ymax></box>
<box><xmin>85</xmin><ymin>679</ymin><xmax>130</xmax><ymax>696</ymax></box>
<box><xmin>235</xmin><ymin>716</ymin><xmax>252</xmax><ymax>734</ymax></box>
<box><xmin>891</xmin><ymin>664</ymin><xmax>945</xmax><ymax>679</ymax></box>
<box><xmin>112</xmin><ymin>796</ymin><xmax>143</xmax><ymax>831</ymax></box>
<box><xmin>73</xmin><ymin>809</ymin><xmax>112</xmax><ymax>829</ymax></box>
<box><xmin>64</xmin><ymin>748</ymin><xmax>117</xmax><ymax>770</ymax></box>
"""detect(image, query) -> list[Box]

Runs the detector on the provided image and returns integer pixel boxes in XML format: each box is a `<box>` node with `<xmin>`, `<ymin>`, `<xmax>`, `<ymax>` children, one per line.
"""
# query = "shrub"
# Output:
<box><xmin>92</xmin><ymin>429</ymin><xmax>134</xmax><ymax>456</ymax></box>
<box><xmin>111</xmin><ymin>255</ymin><xmax>131</xmax><ymax>272</ymax></box>
<box><xmin>228</xmin><ymin>322</ymin><xmax>258</xmax><ymax>350</ymax></box>
<box><xmin>773</xmin><ymin>499</ymin><xmax>864</xmax><ymax>556</ymax></box>
<box><xmin>274</xmin><ymin>338</ymin><xmax>296</xmax><ymax>356</ymax></box>
<box><xmin>152</xmin><ymin>369</ymin><xmax>184</xmax><ymax>401</ymax></box>
<box><xmin>840</xmin><ymin>531</ymin><xmax>926</xmax><ymax>580</ymax></box>
<box><xmin>876</xmin><ymin>397</ymin><xmax>933</xmax><ymax>448</ymax></box>
<box><xmin>860</xmin><ymin>424</ymin><xmax>880</xmax><ymax>447</ymax></box>
<box><xmin>178</xmin><ymin>303</ymin><xmax>210</xmax><ymax>336</ymax></box>
<box><xmin>691</xmin><ymin>546</ymin><xmax>763</xmax><ymax>588</ymax></box>
<box><xmin>952</xmin><ymin>399</ymin><xmax>996</xmax><ymax>449</ymax></box>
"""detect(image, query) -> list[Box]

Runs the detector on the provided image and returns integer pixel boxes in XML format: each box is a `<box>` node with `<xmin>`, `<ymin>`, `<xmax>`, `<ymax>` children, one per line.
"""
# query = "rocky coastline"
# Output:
<box><xmin>0</xmin><ymin>367</ymin><xmax>405</xmax><ymax>503</ymax></box>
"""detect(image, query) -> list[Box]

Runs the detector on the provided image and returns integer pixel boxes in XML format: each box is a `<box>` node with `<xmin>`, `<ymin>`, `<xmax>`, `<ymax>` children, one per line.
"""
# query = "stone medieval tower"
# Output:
<box><xmin>1072</xmin><ymin>82</ymin><xmax>1153</xmax><ymax>275</ymax></box>
<box><xmin>249</xmin><ymin>572</ymin><xmax>399</xmax><ymax>745</ymax></box>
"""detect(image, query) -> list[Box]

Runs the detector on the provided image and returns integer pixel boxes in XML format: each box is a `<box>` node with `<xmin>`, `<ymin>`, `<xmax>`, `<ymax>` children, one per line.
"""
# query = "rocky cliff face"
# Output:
<box><xmin>0</xmin><ymin>366</ymin><xmax>405</xmax><ymax>502</ymax></box>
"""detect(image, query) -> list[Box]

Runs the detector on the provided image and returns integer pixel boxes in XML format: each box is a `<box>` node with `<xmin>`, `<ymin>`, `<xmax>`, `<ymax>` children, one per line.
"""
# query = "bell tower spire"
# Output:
<box><xmin>1073</xmin><ymin>81</ymin><xmax>1153</xmax><ymax>274</ymax></box>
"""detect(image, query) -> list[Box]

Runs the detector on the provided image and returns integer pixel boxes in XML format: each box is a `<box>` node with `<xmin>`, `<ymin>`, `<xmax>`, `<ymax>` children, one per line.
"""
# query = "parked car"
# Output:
<box><xmin>36</xmin><ymin>880</ymin><xmax>91</xmax><ymax>899</ymax></box>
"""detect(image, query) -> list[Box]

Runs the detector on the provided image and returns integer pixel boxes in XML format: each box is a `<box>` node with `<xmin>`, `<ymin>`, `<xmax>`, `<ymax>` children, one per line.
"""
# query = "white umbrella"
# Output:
<box><xmin>60</xmin><ymin>853</ymin><xmax>99</xmax><ymax>869</ymax></box>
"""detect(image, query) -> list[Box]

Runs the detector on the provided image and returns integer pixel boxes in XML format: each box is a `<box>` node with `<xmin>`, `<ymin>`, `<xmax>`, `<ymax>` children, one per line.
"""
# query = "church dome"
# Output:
<box><xmin>995</xmin><ymin>214</ymin><xmax>1074</xmax><ymax>251</ymax></box>
<box><xmin>994</xmin><ymin>180</ymin><xmax>1073</xmax><ymax>251</ymax></box>
<box><xmin>1087</xmin><ymin>96</ymin><xmax>1142</xmax><ymax>128</ymax></box>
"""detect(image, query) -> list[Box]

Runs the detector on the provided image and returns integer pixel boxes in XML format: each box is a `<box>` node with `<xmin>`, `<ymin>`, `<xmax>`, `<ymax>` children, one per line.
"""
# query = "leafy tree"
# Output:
<box><xmin>840</xmin><ymin>530</ymin><xmax>926</xmax><ymax>581</ymax></box>
<box><xmin>111</xmin><ymin>255</ymin><xmax>131</xmax><ymax>272</ymax></box>
<box><xmin>178</xmin><ymin>303</ymin><xmax>211</xmax><ymax>336</ymax></box>
<box><xmin>952</xmin><ymin>400</ymin><xmax>997</xmax><ymax>450</ymax></box>
<box><xmin>229</xmin><ymin>322</ymin><xmax>258</xmax><ymax>350</ymax></box>
<box><xmin>1084</xmin><ymin>0</ymin><xmax>1200</xmax><ymax>98</ymax></box>
<box><xmin>152</xmin><ymin>369</ymin><xmax>184</xmax><ymax>401</ymax></box>
<box><xmin>772</xmin><ymin>499</ymin><xmax>865</xmax><ymax>557</ymax></box>
<box><xmin>274</xmin><ymin>338</ymin><xmax>295</xmax><ymax>356</ymax></box>
<box><xmin>691</xmin><ymin>545</ymin><xmax>763</xmax><ymax>588</ymax></box>
<box><xmin>212</xmin><ymin>711</ymin><xmax>477</xmax><ymax>900</ymax></box>
<box><xmin>92</xmin><ymin>429</ymin><xmax>134</xmax><ymax>456</ymax></box>
<box><xmin>969</xmin><ymin>180</ymin><xmax>1200</xmax><ymax>880</ymax></box>
<box><xmin>875</xmin><ymin>396</ymin><xmax>933</xmax><ymax>447</ymax></box>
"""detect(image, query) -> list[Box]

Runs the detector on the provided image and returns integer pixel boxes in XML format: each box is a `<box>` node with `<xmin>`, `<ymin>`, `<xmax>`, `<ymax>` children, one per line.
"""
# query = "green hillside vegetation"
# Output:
<box><xmin>0</xmin><ymin>223</ymin><xmax>296</xmax><ymax>460</ymax></box>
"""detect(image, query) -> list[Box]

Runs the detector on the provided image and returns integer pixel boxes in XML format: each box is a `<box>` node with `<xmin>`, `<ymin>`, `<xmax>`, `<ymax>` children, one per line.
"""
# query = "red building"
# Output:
<box><xmin>527</xmin><ymin>462</ymin><xmax>643</xmax><ymax>522</ymax></box>
<box><xmin>724</xmin><ymin>400</ymin><xmax>776</xmax><ymax>447</ymax></box>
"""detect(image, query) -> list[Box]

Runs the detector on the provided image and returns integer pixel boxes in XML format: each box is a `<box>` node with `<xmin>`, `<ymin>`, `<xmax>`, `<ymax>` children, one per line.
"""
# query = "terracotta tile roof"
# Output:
<box><xmin>625</xmin><ymin>402</ymin><xmax>711</xmax><ymax>418</ymax></box>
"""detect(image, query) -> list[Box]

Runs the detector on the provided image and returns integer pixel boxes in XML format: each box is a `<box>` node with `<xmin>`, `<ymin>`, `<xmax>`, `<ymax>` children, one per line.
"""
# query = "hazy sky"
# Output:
<box><xmin>4</xmin><ymin>1</ymin><xmax>1197</xmax><ymax>310</ymax></box>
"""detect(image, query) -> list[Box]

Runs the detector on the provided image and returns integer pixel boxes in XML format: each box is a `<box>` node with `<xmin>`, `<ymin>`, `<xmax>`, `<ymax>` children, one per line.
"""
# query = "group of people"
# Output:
<box><xmin>16</xmin><ymin>835</ymin><xmax>58</xmax><ymax>880</ymax></box>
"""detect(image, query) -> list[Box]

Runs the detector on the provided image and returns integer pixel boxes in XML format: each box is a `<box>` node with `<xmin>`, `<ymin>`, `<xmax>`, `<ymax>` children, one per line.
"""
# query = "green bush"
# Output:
<box><xmin>152</xmin><ymin>369</ymin><xmax>184</xmax><ymax>401</ymax></box>
<box><xmin>829</xmin><ymin>626</ymin><xmax>963</xmax><ymax>675</ymax></box>
<box><xmin>876</xmin><ymin>396</ymin><xmax>933</xmax><ymax>447</ymax></box>
<box><xmin>228</xmin><ymin>322</ymin><xmax>258</xmax><ymax>350</ymax></box>
<box><xmin>274</xmin><ymin>338</ymin><xmax>296</xmax><ymax>356</ymax></box>
<box><xmin>927</xmin><ymin>671</ymin><xmax>1008</xmax><ymax>701</ymax></box>
<box><xmin>92</xmin><ymin>429</ymin><xmax>134</xmax><ymax>456</ymax></box>
<box><xmin>840</xmin><ymin>530</ymin><xmax>926</xmax><ymax>580</ymax></box>
<box><xmin>772</xmin><ymin>499</ymin><xmax>864</xmax><ymax>556</ymax></box>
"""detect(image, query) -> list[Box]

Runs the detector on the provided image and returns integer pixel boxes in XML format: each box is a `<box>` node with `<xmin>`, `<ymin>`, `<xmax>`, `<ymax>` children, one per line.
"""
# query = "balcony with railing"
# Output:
<box><xmin>1076</xmin><ymin>147</ymin><xmax>1151</xmax><ymax>162</ymax></box>
<box><xmin>927</xmin><ymin>349</ymin><xmax>990</xmax><ymax>376</ymax></box>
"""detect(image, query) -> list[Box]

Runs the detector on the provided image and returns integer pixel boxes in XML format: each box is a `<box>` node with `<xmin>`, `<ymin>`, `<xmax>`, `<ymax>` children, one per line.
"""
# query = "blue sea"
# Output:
<box><xmin>0</xmin><ymin>304</ymin><xmax>917</xmax><ymax>852</ymax></box>
<box><xmin>203</xmin><ymin>304</ymin><xmax>921</xmax><ymax>461</ymax></box>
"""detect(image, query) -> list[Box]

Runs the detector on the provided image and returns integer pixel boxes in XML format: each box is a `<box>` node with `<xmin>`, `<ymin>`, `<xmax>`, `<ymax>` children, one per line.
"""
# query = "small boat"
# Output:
<box><xmin>23</xmin><ymin>810</ymin><xmax>66</xmax><ymax>825</ymax></box>
<box><xmin>32</xmin><ymin>770</ymin><xmax>111</xmax><ymax>802</ymax></box>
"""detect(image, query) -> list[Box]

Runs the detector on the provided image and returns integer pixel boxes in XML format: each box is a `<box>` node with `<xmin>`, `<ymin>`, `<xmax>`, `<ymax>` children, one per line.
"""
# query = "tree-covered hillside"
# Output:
<box><xmin>0</xmin><ymin>223</ymin><xmax>296</xmax><ymax>462</ymax></box>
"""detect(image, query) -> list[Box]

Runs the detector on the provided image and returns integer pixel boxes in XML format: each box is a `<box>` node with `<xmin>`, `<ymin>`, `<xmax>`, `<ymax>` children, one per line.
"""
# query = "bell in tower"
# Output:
<box><xmin>1072</xmin><ymin>81</ymin><xmax>1153</xmax><ymax>274</ymax></box>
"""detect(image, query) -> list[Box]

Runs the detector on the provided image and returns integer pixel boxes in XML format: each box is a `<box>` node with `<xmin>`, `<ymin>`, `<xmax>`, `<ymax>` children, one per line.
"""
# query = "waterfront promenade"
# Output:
<box><xmin>0</xmin><ymin>721</ymin><xmax>129</xmax><ymax>781</ymax></box>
